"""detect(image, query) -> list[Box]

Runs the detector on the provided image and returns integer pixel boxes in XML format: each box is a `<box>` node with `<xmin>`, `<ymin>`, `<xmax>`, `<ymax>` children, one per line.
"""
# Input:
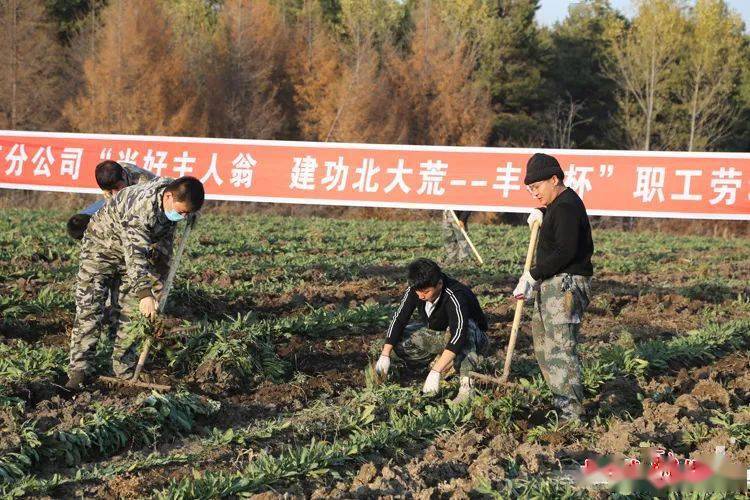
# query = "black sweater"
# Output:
<box><xmin>530</xmin><ymin>188</ymin><xmax>594</xmax><ymax>281</ymax></box>
<box><xmin>385</xmin><ymin>274</ymin><xmax>488</xmax><ymax>353</ymax></box>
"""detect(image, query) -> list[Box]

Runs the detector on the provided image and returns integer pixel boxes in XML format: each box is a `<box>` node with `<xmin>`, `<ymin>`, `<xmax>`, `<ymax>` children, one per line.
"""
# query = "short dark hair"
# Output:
<box><xmin>67</xmin><ymin>214</ymin><xmax>91</xmax><ymax>240</ymax></box>
<box><xmin>165</xmin><ymin>176</ymin><xmax>205</xmax><ymax>212</ymax></box>
<box><xmin>407</xmin><ymin>258</ymin><xmax>442</xmax><ymax>289</ymax></box>
<box><xmin>95</xmin><ymin>161</ymin><xmax>126</xmax><ymax>190</ymax></box>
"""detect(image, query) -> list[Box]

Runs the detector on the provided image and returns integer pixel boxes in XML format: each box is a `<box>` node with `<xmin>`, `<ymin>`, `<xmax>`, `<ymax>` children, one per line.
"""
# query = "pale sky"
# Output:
<box><xmin>537</xmin><ymin>0</ymin><xmax>750</xmax><ymax>31</ymax></box>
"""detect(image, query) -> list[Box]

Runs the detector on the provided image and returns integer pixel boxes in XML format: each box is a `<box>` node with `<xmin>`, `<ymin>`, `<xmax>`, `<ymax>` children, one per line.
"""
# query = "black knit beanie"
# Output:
<box><xmin>524</xmin><ymin>153</ymin><xmax>565</xmax><ymax>185</ymax></box>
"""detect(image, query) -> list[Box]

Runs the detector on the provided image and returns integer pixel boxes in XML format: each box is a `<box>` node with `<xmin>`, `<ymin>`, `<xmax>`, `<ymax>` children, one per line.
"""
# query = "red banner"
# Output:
<box><xmin>0</xmin><ymin>130</ymin><xmax>748</xmax><ymax>220</ymax></box>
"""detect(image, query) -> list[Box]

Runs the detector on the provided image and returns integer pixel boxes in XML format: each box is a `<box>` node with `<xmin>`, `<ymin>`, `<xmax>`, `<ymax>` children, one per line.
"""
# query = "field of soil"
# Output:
<box><xmin>1</xmin><ymin>209</ymin><xmax>749</xmax><ymax>498</ymax></box>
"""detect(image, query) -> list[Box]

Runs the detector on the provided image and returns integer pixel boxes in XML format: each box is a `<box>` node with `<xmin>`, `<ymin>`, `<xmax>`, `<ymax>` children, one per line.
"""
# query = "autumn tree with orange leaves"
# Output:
<box><xmin>3</xmin><ymin>0</ymin><xmax>749</xmax><ymax>152</ymax></box>
<box><xmin>65</xmin><ymin>0</ymin><xmax>204</xmax><ymax>136</ymax></box>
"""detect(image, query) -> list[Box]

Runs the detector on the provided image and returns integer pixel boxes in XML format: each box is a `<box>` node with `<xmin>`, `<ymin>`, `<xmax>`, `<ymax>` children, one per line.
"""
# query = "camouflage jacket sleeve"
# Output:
<box><xmin>152</xmin><ymin>228</ymin><xmax>175</xmax><ymax>278</ymax></box>
<box><xmin>78</xmin><ymin>199</ymin><xmax>106</xmax><ymax>216</ymax></box>
<box><xmin>122</xmin><ymin>163</ymin><xmax>157</xmax><ymax>185</ymax></box>
<box><xmin>122</xmin><ymin>210</ymin><xmax>164</xmax><ymax>300</ymax></box>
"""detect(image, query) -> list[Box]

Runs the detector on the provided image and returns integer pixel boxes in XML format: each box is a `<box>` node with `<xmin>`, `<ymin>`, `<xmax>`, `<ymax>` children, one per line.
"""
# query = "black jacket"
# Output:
<box><xmin>530</xmin><ymin>188</ymin><xmax>594</xmax><ymax>281</ymax></box>
<box><xmin>385</xmin><ymin>274</ymin><xmax>488</xmax><ymax>353</ymax></box>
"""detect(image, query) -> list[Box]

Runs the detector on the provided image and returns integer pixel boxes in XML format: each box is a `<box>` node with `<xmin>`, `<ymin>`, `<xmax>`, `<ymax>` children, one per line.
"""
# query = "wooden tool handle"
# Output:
<box><xmin>100</xmin><ymin>375</ymin><xmax>171</xmax><ymax>392</ymax></box>
<box><xmin>449</xmin><ymin>210</ymin><xmax>484</xmax><ymax>265</ymax></box>
<box><xmin>132</xmin><ymin>338</ymin><xmax>151</xmax><ymax>382</ymax></box>
<box><xmin>500</xmin><ymin>220</ymin><xmax>541</xmax><ymax>382</ymax></box>
<box><xmin>131</xmin><ymin>218</ymin><xmax>195</xmax><ymax>384</ymax></box>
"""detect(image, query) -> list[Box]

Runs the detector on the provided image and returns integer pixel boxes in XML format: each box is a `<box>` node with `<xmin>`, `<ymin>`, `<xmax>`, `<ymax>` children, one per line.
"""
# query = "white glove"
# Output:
<box><xmin>512</xmin><ymin>271</ymin><xmax>538</xmax><ymax>301</ymax></box>
<box><xmin>527</xmin><ymin>209</ymin><xmax>543</xmax><ymax>229</ymax></box>
<box><xmin>422</xmin><ymin>370</ymin><xmax>441</xmax><ymax>395</ymax></box>
<box><xmin>375</xmin><ymin>355</ymin><xmax>390</xmax><ymax>377</ymax></box>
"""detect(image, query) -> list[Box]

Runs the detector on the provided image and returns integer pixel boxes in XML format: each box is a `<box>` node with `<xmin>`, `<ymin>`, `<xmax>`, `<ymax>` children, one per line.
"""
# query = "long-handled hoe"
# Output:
<box><xmin>99</xmin><ymin>215</ymin><xmax>197</xmax><ymax>391</ymax></box>
<box><xmin>449</xmin><ymin>210</ymin><xmax>484</xmax><ymax>266</ymax></box>
<box><xmin>468</xmin><ymin>219</ymin><xmax>541</xmax><ymax>390</ymax></box>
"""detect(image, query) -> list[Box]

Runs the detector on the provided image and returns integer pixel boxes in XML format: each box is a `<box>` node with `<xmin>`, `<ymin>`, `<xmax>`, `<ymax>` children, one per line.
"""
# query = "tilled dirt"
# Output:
<box><xmin>8</xmin><ymin>305</ymin><xmax>750</xmax><ymax>496</ymax></box>
<box><xmin>2</xmin><ymin>236</ymin><xmax>750</xmax><ymax>498</ymax></box>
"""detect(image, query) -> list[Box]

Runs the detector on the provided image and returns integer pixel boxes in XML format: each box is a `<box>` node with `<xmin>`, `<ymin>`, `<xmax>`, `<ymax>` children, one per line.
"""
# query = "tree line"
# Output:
<box><xmin>1</xmin><ymin>0</ymin><xmax>749</xmax><ymax>153</ymax></box>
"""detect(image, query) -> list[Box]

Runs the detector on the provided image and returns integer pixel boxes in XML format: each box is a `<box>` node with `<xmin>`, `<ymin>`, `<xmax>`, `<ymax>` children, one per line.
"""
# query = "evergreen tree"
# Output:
<box><xmin>482</xmin><ymin>0</ymin><xmax>550</xmax><ymax>147</ymax></box>
<box><xmin>546</xmin><ymin>0</ymin><xmax>621</xmax><ymax>149</ymax></box>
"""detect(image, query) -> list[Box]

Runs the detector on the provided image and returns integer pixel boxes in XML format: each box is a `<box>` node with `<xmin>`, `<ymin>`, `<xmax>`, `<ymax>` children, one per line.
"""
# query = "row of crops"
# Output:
<box><xmin>1</xmin><ymin>208</ymin><xmax>749</xmax><ymax>497</ymax></box>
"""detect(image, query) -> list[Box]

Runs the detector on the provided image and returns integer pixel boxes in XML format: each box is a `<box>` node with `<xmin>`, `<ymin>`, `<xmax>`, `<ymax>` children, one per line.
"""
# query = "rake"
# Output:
<box><xmin>99</xmin><ymin>214</ymin><xmax>197</xmax><ymax>391</ymax></box>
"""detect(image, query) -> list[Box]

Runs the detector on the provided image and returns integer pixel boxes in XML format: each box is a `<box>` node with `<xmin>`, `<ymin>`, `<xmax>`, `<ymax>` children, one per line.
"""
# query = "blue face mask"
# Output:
<box><xmin>165</xmin><ymin>210</ymin><xmax>184</xmax><ymax>222</ymax></box>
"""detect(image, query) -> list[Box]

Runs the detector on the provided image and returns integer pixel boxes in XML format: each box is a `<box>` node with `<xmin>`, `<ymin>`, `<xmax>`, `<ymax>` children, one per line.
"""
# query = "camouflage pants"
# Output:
<box><xmin>442</xmin><ymin>211</ymin><xmax>471</xmax><ymax>262</ymax></box>
<box><xmin>104</xmin><ymin>277</ymin><xmax>122</xmax><ymax>340</ymax></box>
<box><xmin>531</xmin><ymin>273</ymin><xmax>592</xmax><ymax>405</ymax></box>
<box><xmin>69</xmin><ymin>246</ymin><xmax>165</xmax><ymax>378</ymax></box>
<box><xmin>386</xmin><ymin>320</ymin><xmax>487</xmax><ymax>376</ymax></box>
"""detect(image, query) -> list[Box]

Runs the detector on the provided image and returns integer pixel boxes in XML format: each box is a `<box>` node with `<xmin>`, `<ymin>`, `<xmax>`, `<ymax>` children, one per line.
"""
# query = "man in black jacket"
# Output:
<box><xmin>513</xmin><ymin>152</ymin><xmax>594</xmax><ymax>420</ymax></box>
<box><xmin>375</xmin><ymin>258</ymin><xmax>488</xmax><ymax>403</ymax></box>
<box><xmin>64</xmin><ymin>162</ymin><xmax>157</xmax><ymax>345</ymax></box>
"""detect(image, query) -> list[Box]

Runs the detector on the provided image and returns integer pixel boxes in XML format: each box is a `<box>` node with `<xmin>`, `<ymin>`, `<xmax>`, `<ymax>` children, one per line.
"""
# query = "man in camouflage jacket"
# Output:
<box><xmin>66</xmin><ymin>176</ymin><xmax>205</xmax><ymax>389</ymax></box>
<box><xmin>513</xmin><ymin>153</ymin><xmax>594</xmax><ymax>420</ymax></box>
<box><xmin>442</xmin><ymin>210</ymin><xmax>472</xmax><ymax>263</ymax></box>
<box><xmin>66</xmin><ymin>161</ymin><xmax>158</xmax><ymax>341</ymax></box>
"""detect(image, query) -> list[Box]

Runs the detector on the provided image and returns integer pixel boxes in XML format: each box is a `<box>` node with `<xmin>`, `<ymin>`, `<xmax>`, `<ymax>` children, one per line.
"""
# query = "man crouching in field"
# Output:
<box><xmin>65</xmin><ymin>176</ymin><xmax>205</xmax><ymax>390</ymax></box>
<box><xmin>513</xmin><ymin>153</ymin><xmax>594</xmax><ymax>421</ymax></box>
<box><xmin>374</xmin><ymin>258</ymin><xmax>488</xmax><ymax>404</ymax></box>
<box><xmin>66</xmin><ymin>161</ymin><xmax>156</xmax><ymax>240</ymax></box>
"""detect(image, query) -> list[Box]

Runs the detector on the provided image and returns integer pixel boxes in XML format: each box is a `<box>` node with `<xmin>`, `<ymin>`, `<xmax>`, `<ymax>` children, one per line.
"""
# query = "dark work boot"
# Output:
<box><xmin>65</xmin><ymin>370</ymin><xmax>87</xmax><ymax>390</ymax></box>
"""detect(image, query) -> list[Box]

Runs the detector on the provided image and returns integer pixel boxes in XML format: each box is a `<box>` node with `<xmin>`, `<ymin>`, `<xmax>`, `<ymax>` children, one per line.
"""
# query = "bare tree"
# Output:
<box><xmin>604</xmin><ymin>0</ymin><xmax>687</xmax><ymax>150</ymax></box>
<box><xmin>680</xmin><ymin>0</ymin><xmax>744</xmax><ymax>151</ymax></box>
<box><xmin>545</xmin><ymin>97</ymin><xmax>589</xmax><ymax>149</ymax></box>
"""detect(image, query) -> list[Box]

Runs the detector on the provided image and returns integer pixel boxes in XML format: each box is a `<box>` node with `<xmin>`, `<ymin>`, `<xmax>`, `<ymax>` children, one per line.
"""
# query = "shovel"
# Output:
<box><xmin>99</xmin><ymin>214</ymin><xmax>197</xmax><ymax>391</ymax></box>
